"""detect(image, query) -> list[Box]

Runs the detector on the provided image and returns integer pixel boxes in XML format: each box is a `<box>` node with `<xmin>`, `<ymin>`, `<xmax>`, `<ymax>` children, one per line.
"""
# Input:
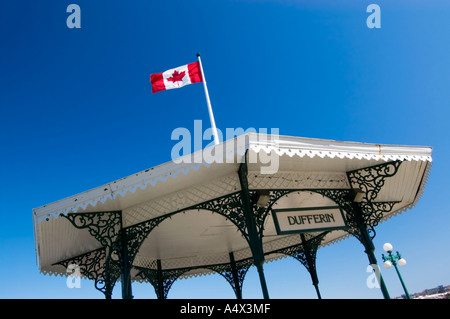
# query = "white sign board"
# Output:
<box><xmin>272</xmin><ymin>206</ymin><xmax>348</xmax><ymax>235</ymax></box>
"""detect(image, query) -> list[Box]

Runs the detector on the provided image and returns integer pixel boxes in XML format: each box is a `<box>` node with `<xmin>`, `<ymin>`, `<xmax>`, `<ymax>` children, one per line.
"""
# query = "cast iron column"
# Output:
<box><xmin>156</xmin><ymin>259</ymin><xmax>165</xmax><ymax>299</ymax></box>
<box><xmin>229</xmin><ymin>252</ymin><xmax>243</xmax><ymax>299</ymax></box>
<box><xmin>300</xmin><ymin>234</ymin><xmax>322</xmax><ymax>299</ymax></box>
<box><xmin>238</xmin><ymin>162</ymin><xmax>270</xmax><ymax>299</ymax></box>
<box><xmin>352</xmin><ymin>202</ymin><xmax>390</xmax><ymax>299</ymax></box>
<box><xmin>120</xmin><ymin>228</ymin><xmax>133</xmax><ymax>299</ymax></box>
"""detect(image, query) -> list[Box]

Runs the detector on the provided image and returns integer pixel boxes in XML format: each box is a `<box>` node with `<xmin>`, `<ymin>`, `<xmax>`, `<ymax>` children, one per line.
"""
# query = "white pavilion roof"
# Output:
<box><xmin>32</xmin><ymin>133</ymin><xmax>432</xmax><ymax>279</ymax></box>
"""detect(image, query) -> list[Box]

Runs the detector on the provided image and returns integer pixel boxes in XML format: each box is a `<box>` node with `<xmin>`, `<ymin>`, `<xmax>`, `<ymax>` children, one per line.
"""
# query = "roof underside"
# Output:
<box><xmin>32</xmin><ymin>134</ymin><xmax>432</xmax><ymax>279</ymax></box>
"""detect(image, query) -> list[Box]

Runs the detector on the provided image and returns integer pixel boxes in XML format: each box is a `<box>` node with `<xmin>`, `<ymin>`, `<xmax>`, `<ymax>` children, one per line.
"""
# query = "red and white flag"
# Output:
<box><xmin>150</xmin><ymin>61</ymin><xmax>203</xmax><ymax>93</ymax></box>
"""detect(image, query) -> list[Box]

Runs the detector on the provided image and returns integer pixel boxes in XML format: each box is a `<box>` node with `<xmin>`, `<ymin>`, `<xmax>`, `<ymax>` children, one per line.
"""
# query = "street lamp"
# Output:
<box><xmin>382</xmin><ymin>243</ymin><xmax>411</xmax><ymax>299</ymax></box>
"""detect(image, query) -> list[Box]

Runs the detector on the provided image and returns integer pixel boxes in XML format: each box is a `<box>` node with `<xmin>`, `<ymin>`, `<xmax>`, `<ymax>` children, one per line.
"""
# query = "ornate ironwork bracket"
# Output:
<box><xmin>345</xmin><ymin>161</ymin><xmax>402</xmax><ymax>240</ymax></box>
<box><xmin>223</xmin><ymin>253</ymin><xmax>253</xmax><ymax>299</ymax></box>
<box><xmin>347</xmin><ymin>161</ymin><xmax>402</xmax><ymax>202</ymax></box>
<box><xmin>123</xmin><ymin>215</ymin><xmax>170</xmax><ymax>269</ymax></box>
<box><xmin>62</xmin><ymin>211</ymin><xmax>122</xmax><ymax>248</ymax></box>
<box><xmin>346</xmin><ymin>201</ymin><xmax>399</xmax><ymax>241</ymax></box>
<box><xmin>135</xmin><ymin>263</ymin><xmax>187</xmax><ymax>300</ymax></box>
<box><xmin>60</xmin><ymin>211</ymin><xmax>123</xmax><ymax>298</ymax></box>
<box><xmin>190</xmin><ymin>192</ymin><xmax>250</xmax><ymax>243</ymax></box>
<box><xmin>269</xmin><ymin>232</ymin><xmax>328</xmax><ymax>299</ymax></box>
<box><xmin>135</xmin><ymin>255</ymin><xmax>253</xmax><ymax>299</ymax></box>
<box><xmin>54</xmin><ymin>247</ymin><xmax>120</xmax><ymax>298</ymax></box>
<box><xmin>289</xmin><ymin>233</ymin><xmax>327</xmax><ymax>275</ymax></box>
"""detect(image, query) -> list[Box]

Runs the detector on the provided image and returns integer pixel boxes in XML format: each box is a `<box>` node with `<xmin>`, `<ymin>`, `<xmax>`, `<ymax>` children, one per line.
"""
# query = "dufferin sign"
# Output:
<box><xmin>272</xmin><ymin>206</ymin><xmax>348</xmax><ymax>235</ymax></box>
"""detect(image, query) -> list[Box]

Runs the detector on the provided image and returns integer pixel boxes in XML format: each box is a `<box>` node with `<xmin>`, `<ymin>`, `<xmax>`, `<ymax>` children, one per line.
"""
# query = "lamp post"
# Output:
<box><xmin>382</xmin><ymin>243</ymin><xmax>411</xmax><ymax>299</ymax></box>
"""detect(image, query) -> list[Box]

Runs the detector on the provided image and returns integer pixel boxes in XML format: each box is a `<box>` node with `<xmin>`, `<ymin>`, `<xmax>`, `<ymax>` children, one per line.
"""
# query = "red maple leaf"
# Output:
<box><xmin>167</xmin><ymin>70</ymin><xmax>186</xmax><ymax>83</ymax></box>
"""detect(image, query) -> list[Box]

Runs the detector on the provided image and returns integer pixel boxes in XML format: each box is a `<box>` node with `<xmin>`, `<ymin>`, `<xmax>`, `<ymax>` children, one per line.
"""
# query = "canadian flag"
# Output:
<box><xmin>150</xmin><ymin>61</ymin><xmax>203</xmax><ymax>93</ymax></box>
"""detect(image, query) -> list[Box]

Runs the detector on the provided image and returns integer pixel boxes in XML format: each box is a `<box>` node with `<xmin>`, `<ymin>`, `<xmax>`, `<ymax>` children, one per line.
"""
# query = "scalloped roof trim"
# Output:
<box><xmin>33</xmin><ymin>161</ymin><xmax>212</xmax><ymax>224</ymax></box>
<box><xmin>33</xmin><ymin>134</ymin><xmax>432</xmax><ymax>224</ymax></box>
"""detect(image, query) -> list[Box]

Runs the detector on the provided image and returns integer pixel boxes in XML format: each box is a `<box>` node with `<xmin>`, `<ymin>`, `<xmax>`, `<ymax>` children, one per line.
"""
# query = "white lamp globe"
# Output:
<box><xmin>383</xmin><ymin>260</ymin><xmax>392</xmax><ymax>269</ymax></box>
<box><xmin>398</xmin><ymin>258</ymin><xmax>407</xmax><ymax>267</ymax></box>
<box><xmin>383</xmin><ymin>243</ymin><xmax>393</xmax><ymax>252</ymax></box>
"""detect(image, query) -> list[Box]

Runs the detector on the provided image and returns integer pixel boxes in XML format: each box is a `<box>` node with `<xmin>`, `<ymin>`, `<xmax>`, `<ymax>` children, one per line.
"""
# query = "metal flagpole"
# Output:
<box><xmin>197</xmin><ymin>53</ymin><xmax>220</xmax><ymax>145</ymax></box>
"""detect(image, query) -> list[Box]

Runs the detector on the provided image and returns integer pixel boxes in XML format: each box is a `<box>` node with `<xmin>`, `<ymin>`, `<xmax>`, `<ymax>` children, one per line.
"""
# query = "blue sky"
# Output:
<box><xmin>0</xmin><ymin>0</ymin><xmax>449</xmax><ymax>299</ymax></box>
